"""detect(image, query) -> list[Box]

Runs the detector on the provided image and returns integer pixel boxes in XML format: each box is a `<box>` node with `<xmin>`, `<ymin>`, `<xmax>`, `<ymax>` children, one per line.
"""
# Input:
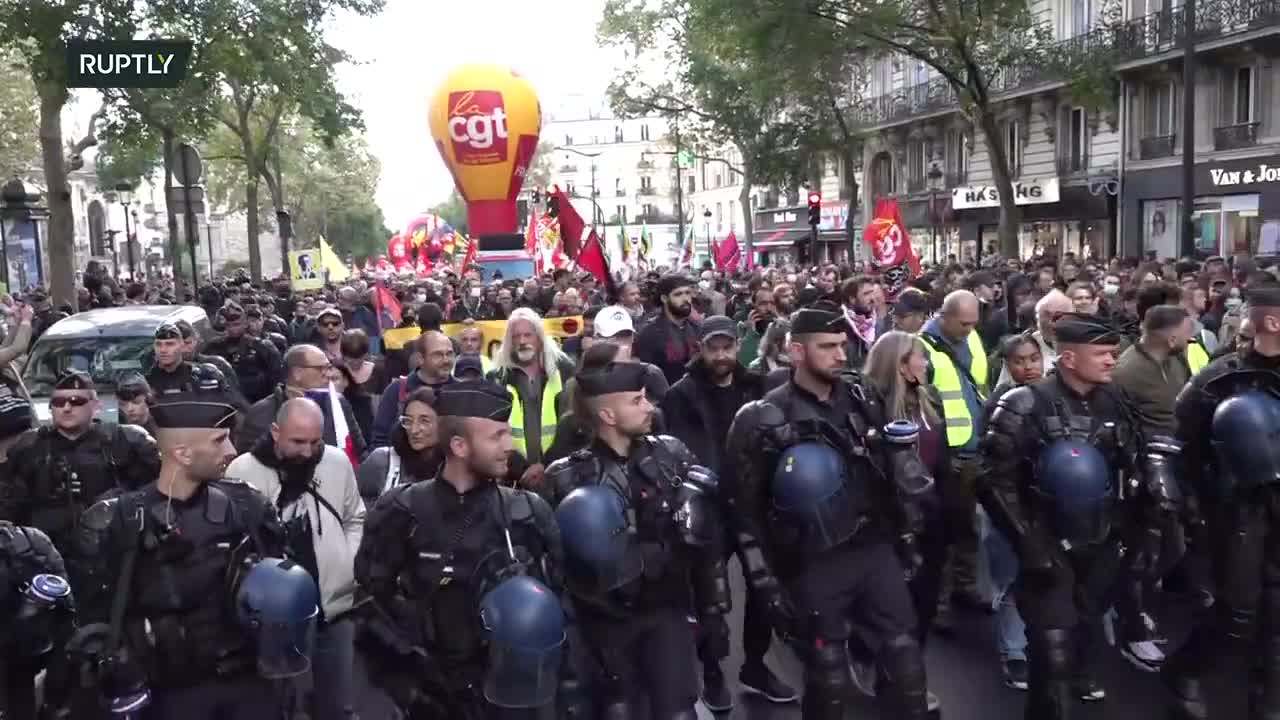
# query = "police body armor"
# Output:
<box><xmin>12</xmin><ymin>424</ymin><xmax>148</xmax><ymax>547</ymax></box>
<box><xmin>1027</xmin><ymin>389</ymin><xmax>1123</xmax><ymax>550</ymax></box>
<box><xmin>1206</xmin><ymin>369</ymin><xmax>1280</xmax><ymax>492</ymax></box>
<box><xmin>394</xmin><ymin>482</ymin><xmax>552</xmax><ymax>664</ymax></box>
<box><xmin>550</xmin><ymin>435</ymin><xmax>715</xmax><ymax>617</ymax></box>
<box><xmin>120</xmin><ymin>485</ymin><xmax>259</xmax><ymax>686</ymax></box>
<box><xmin>206</xmin><ymin>335</ymin><xmax>273</xmax><ymax>402</ymax></box>
<box><xmin>145</xmin><ymin>361</ymin><xmax>227</xmax><ymax>398</ymax></box>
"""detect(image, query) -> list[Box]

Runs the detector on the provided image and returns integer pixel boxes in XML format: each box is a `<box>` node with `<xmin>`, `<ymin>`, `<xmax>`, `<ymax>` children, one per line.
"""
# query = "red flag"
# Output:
<box><xmin>551</xmin><ymin>185</ymin><xmax>587</xmax><ymax>259</ymax></box>
<box><xmin>461</xmin><ymin>235</ymin><xmax>477</xmax><ymax>270</ymax></box>
<box><xmin>372</xmin><ymin>280</ymin><xmax>402</xmax><ymax>329</ymax></box>
<box><xmin>577</xmin><ymin>229</ymin><xmax>609</xmax><ymax>284</ymax></box>
<box><xmin>715</xmin><ymin>232</ymin><xmax>740</xmax><ymax>271</ymax></box>
<box><xmin>862</xmin><ymin>198</ymin><xmax>922</xmax><ymax>275</ymax></box>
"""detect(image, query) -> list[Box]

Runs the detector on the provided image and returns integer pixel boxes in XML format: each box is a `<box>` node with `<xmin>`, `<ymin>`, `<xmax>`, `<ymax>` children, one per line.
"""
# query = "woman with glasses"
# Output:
<box><xmin>356</xmin><ymin>387</ymin><xmax>440</xmax><ymax>506</ymax></box>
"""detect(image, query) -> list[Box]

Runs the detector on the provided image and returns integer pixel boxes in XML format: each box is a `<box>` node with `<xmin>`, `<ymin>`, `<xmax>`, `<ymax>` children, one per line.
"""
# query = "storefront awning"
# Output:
<box><xmin>752</xmin><ymin>228</ymin><xmax>812</xmax><ymax>248</ymax></box>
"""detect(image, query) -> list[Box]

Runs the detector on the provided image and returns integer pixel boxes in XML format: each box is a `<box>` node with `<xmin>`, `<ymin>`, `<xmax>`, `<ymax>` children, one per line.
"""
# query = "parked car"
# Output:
<box><xmin>22</xmin><ymin>305</ymin><xmax>212</xmax><ymax>422</ymax></box>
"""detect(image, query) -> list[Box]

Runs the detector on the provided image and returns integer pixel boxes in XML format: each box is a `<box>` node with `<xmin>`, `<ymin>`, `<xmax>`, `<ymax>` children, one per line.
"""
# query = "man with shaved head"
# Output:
<box><xmin>920</xmin><ymin>288</ymin><xmax>992</xmax><ymax>614</ymax></box>
<box><xmin>1164</xmin><ymin>284</ymin><xmax>1280</xmax><ymax>719</ymax></box>
<box><xmin>227</xmin><ymin>397</ymin><xmax>364</xmax><ymax>720</ymax></box>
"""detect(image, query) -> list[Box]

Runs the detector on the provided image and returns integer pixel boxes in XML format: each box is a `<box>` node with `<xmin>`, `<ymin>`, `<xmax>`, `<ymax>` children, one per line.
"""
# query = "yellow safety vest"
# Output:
<box><xmin>507</xmin><ymin>372</ymin><xmax>562</xmax><ymax>459</ymax></box>
<box><xmin>920</xmin><ymin>332</ymin><xmax>989</xmax><ymax>448</ymax></box>
<box><xmin>1187</xmin><ymin>339</ymin><xmax>1209</xmax><ymax>375</ymax></box>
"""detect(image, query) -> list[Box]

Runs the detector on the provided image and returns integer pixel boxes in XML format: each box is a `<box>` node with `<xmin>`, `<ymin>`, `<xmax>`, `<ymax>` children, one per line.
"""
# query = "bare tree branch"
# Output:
<box><xmin>65</xmin><ymin>102</ymin><xmax>108</xmax><ymax>172</ymax></box>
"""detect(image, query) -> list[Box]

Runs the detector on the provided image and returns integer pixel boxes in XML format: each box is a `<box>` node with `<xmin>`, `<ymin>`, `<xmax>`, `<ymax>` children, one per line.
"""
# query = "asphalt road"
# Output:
<box><xmin>354</xmin><ymin>558</ymin><xmax>1252</xmax><ymax>719</ymax></box>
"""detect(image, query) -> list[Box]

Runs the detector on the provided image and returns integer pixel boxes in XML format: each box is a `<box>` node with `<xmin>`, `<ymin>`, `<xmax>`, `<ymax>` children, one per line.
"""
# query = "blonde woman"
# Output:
<box><xmin>855</xmin><ymin>330</ymin><xmax>948</xmax><ymax>712</ymax></box>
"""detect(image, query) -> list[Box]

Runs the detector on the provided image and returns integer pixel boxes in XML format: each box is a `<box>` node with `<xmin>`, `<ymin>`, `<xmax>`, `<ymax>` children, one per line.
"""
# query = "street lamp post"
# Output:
<box><xmin>703</xmin><ymin>209</ymin><xmax>712</xmax><ymax>265</ymax></box>
<box><xmin>115</xmin><ymin>183</ymin><xmax>136</xmax><ymax>279</ymax></box>
<box><xmin>927</xmin><ymin>164</ymin><xmax>944</xmax><ymax>265</ymax></box>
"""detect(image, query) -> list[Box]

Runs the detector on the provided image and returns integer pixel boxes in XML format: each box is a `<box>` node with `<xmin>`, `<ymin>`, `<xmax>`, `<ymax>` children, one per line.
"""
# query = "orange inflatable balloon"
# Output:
<box><xmin>428</xmin><ymin>64</ymin><xmax>541</xmax><ymax>236</ymax></box>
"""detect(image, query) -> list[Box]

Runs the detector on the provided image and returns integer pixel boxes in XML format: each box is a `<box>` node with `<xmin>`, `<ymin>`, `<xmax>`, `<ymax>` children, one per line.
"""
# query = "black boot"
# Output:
<box><xmin>1026</xmin><ymin>628</ymin><xmax>1074</xmax><ymax>720</ymax></box>
<box><xmin>1250</xmin><ymin>634</ymin><xmax>1280</xmax><ymax>720</ymax></box>
<box><xmin>1162</xmin><ymin>626</ymin><xmax>1212</xmax><ymax>720</ymax></box>
<box><xmin>700</xmin><ymin>666</ymin><xmax>733</xmax><ymax>714</ymax></box>
<box><xmin>877</xmin><ymin>634</ymin><xmax>930</xmax><ymax>720</ymax></box>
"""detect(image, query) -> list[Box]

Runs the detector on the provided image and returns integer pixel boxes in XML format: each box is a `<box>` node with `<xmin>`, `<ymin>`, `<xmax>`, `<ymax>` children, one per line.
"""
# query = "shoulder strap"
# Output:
<box><xmin>305</xmin><ymin>483</ymin><xmax>346</xmax><ymax>528</ymax></box>
<box><xmin>384</xmin><ymin>450</ymin><xmax>402</xmax><ymax>495</ymax></box>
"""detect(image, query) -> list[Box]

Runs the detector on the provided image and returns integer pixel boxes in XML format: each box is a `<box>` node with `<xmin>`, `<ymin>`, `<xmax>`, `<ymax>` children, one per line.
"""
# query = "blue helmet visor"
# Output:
<box><xmin>483</xmin><ymin>635</ymin><xmax>566</xmax><ymax>708</ymax></box>
<box><xmin>254</xmin><ymin>608</ymin><xmax>319</xmax><ymax>679</ymax></box>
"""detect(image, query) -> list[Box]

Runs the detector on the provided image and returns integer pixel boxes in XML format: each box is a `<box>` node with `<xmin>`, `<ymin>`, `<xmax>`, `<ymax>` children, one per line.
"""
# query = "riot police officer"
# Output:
<box><xmin>977</xmin><ymin>313</ymin><xmax>1176</xmax><ymax>719</ymax></box>
<box><xmin>145</xmin><ymin>323</ymin><xmax>238</xmax><ymax>402</ymax></box>
<box><xmin>725</xmin><ymin>305</ymin><xmax>932</xmax><ymax>720</ymax></box>
<box><xmin>0</xmin><ymin>371</ymin><xmax>159</xmax><ymax>556</ymax></box>
<box><xmin>203</xmin><ymin>303</ymin><xmax>283</xmax><ymax>403</ymax></box>
<box><xmin>73</xmin><ymin>389</ymin><xmax>293</xmax><ymax>720</ymax></box>
<box><xmin>1163</xmin><ymin>285</ymin><xmax>1280</xmax><ymax>719</ymax></box>
<box><xmin>546</xmin><ymin>360</ymin><xmax>728</xmax><ymax>720</ymax></box>
<box><xmin>355</xmin><ymin>381</ymin><xmax>568</xmax><ymax>719</ymax></box>
<box><xmin>0</xmin><ymin>521</ymin><xmax>74</xmax><ymax>719</ymax></box>
<box><xmin>172</xmin><ymin>319</ymin><xmax>240</xmax><ymax>393</ymax></box>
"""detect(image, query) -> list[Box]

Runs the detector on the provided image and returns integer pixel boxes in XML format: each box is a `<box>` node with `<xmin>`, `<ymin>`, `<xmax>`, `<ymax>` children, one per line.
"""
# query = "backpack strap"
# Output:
<box><xmin>384</xmin><ymin>450</ymin><xmax>402</xmax><ymax>495</ymax></box>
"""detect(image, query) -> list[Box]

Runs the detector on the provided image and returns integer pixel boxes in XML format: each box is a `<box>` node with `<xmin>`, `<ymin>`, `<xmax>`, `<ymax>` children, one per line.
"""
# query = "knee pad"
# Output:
<box><xmin>1029</xmin><ymin>627</ymin><xmax>1074</xmax><ymax>675</ymax></box>
<box><xmin>806</xmin><ymin>639</ymin><xmax>852</xmax><ymax>697</ymax></box>
<box><xmin>602</xmin><ymin>700</ymin><xmax>633</xmax><ymax>720</ymax></box>
<box><xmin>878</xmin><ymin>633</ymin><xmax>926</xmax><ymax>692</ymax></box>
<box><xmin>1228</xmin><ymin>606</ymin><xmax>1257</xmax><ymax>644</ymax></box>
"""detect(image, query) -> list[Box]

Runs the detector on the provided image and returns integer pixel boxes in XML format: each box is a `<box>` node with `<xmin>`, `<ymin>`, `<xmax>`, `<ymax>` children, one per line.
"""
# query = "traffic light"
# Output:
<box><xmin>807</xmin><ymin>191</ymin><xmax>822</xmax><ymax>226</ymax></box>
<box><xmin>548</xmin><ymin>194</ymin><xmax>560</xmax><ymax>219</ymax></box>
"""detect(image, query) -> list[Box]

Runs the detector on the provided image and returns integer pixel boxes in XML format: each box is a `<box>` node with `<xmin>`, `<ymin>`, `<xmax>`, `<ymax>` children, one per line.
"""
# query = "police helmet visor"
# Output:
<box><xmin>483</xmin><ymin>638</ymin><xmax>565</xmax><ymax>708</ymax></box>
<box><xmin>1032</xmin><ymin>440</ymin><xmax>1113</xmax><ymax>546</ymax></box>
<box><xmin>772</xmin><ymin>443</ymin><xmax>864</xmax><ymax>552</ymax></box>
<box><xmin>253</xmin><ymin>607</ymin><xmax>319</xmax><ymax>679</ymax></box>
<box><xmin>563</xmin><ymin>532</ymin><xmax>646</xmax><ymax>598</ymax></box>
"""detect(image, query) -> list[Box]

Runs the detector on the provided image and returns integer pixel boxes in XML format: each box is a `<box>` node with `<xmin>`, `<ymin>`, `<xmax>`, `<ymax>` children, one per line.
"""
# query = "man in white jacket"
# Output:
<box><xmin>226</xmin><ymin>398</ymin><xmax>366</xmax><ymax>720</ymax></box>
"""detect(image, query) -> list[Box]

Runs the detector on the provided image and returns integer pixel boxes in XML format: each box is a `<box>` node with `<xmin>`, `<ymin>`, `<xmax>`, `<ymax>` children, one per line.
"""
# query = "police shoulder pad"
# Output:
<box><xmin>500</xmin><ymin>486</ymin><xmax>536</xmax><ymax>522</ymax></box>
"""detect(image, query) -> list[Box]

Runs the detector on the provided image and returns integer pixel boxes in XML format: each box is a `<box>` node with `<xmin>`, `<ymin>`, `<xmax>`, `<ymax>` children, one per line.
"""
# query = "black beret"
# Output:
<box><xmin>577</xmin><ymin>362</ymin><xmax>649</xmax><ymax>397</ymax></box>
<box><xmin>1054</xmin><ymin>313</ymin><xmax>1123</xmax><ymax>346</ymax></box>
<box><xmin>1246</xmin><ymin>284</ymin><xmax>1280</xmax><ymax>309</ymax></box>
<box><xmin>434</xmin><ymin>381</ymin><xmax>512</xmax><ymax>422</ymax></box>
<box><xmin>115</xmin><ymin>373</ymin><xmax>152</xmax><ymax>400</ymax></box>
<box><xmin>246</xmin><ymin>307</ymin><xmax>263</xmax><ymax>319</ymax></box>
<box><xmin>789</xmin><ymin>305</ymin><xmax>846</xmax><ymax>335</ymax></box>
<box><xmin>54</xmin><ymin>370</ymin><xmax>95</xmax><ymax>392</ymax></box>
<box><xmin>151</xmin><ymin>392</ymin><xmax>238</xmax><ymax>430</ymax></box>
<box><xmin>657</xmin><ymin>273</ymin><xmax>695</xmax><ymax>297</ymax></box>
<box><xmin>218</xmin><ymin>303</ymin><xmax>244</xmax><ymax>321</ymax></box>
<box><xmin>173</xmin><ymin>319</ymin><xmax>196</xmax><ymax>339</ymax></box>
<box><xmin>154</xmin><ymin>323</ymin><xmax>182</xmax><ymax>341</ymax></box>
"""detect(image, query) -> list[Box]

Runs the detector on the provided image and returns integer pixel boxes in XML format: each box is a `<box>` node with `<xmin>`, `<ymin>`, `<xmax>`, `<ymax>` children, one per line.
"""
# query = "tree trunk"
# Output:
<box><xmin>738</xmin><ymin>168</ymin><xmax>754</xmax><ymax>256</ymax></box>
<box><xmin>161</xmin><ymin>130</ymin><xmax>188</xmax><ymax>298</ymax></box>
<box><xmin>841</xmin><ymin>145</ymin><xmax>860</xmax><ymax>264</ymax></box>
<box><xmin>245</xmin><ymin>180</ymin><xmax>262</xmax><ymax>280</ymax></box>
<box><xmin>36</xmin><ymin>86</ymin><xmax>75</xmax><ymax>309</ymax></box>
<box><xmin>267</xmin><ymin>146</ymin><xmax>289</xmax><ymax>273</ymax></box>
<box><xmin>976</xmin><ymin>108</ymin><xmax>1022</xmax><ymax>259</ymax></box>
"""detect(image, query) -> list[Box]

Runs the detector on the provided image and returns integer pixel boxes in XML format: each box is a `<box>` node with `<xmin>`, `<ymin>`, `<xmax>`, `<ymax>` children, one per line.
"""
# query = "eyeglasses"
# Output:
<box><xmin>50</xmin><ymin>396</ymin><xmax>91</xmax><ymax>409</ymax></box>
<box><xmin>399</xmin><ymin>416</ymin><xmax>435</xmax><ymax>431</ymax></box>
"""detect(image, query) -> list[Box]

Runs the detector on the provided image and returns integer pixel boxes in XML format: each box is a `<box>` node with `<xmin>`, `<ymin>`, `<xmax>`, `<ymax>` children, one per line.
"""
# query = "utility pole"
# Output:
<box><xmin>673</xmin><ymin>120</ymin><xmax>686</xmax><ymax>260</ymax></box>
<box><xmin>1179</xmin><ymin>0</ymin><xmax>1198</xmax><ymax>258</ymax></box>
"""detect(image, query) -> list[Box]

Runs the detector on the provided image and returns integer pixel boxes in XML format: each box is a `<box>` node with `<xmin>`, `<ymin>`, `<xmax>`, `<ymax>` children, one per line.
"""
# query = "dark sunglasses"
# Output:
<box><xmin>50</xmin><ymin>396</ymin><xmax>91</xmax><ymax>408</ymax></box>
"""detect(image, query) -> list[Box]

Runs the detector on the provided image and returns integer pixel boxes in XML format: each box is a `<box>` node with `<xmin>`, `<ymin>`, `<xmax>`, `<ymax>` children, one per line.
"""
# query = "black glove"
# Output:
<box><xmin>1128</xmin><ymin>526</ymin><xmax>1163</xmax><ymax>578</ymax></box>
<box><xmin>758</xmin><ymin>588</ymin><xmax>797</xmax><ymax>640</ymax></box>
<box><xmin>1017</xmin><ymin>532</ymin><xmax>1062</xmax><ymax>582</ymax></box>
<box><xmin>700</xmin><ymin>612</ymin><xmax>731</xmax><ymax>661</ymax></box>
<box><xmin>896</xmin><ymin>533</ymin><xmax>923</xmax><ymax>581</ymax></box>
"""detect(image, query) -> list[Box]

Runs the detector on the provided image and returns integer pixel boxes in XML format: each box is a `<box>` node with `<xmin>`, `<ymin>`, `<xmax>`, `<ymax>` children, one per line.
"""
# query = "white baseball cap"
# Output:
<box><xmin>594</xmin><ymin>305</ymin><xmax>635</xmax><ymax>338</ymax></box>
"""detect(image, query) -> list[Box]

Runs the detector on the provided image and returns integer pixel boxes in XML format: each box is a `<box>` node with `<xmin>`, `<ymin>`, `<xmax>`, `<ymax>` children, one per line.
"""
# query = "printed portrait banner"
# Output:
<box><xmin>288</xmin><ymin>250</ymin><xmax>324</xmax><ymax>291</ymax></box>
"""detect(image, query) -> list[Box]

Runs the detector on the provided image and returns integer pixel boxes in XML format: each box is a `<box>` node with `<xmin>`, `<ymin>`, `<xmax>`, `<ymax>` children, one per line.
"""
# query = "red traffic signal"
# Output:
<box><xmin>807</xmin><ymin>191</ymin><xmax>822</xmax><ymax>207</ymax></box>
<box><xmin>807</xmin><ymin>191</ymin><xmax>821</xmax><ymax>225</ymax></box>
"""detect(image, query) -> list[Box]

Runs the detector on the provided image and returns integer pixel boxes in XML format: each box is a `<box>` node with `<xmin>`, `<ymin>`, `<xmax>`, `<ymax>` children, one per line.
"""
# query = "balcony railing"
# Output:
<box><xmin>906</xmin><ymin>175</ymin><xmax>927</xmax><ymax>193</ymax></box>
<box><xmin>1056</xmin><ymin>155</ymin><xmax>1090</xmax><ymax>175</ymax></box>
<box><xmin>615</xmin><ymin>190</ymin><xmax>626</xmax><ymax>197</ymax></box>
<box><xmin>1214</xmin><ymin>121</ymin><xmax>1261</xmax><ymax>150</ymax></box>
<box><xmin>945</xmin><ymin>170</ymin><xmax>968</xmax><ymax>187</ymax></box>
<box><xmin>848</xmin><ymin>0</ymin><xmax>1280</xmax><ymax>128</ymax></box>
<box><xmin>637</xmin><ymin>160</ymin><xmax>654</xmax><ymax>170</ymax></box>
<box><xmin>1139</xmin><ymin>134</ymin><xmax>1177</xmax><ymax>159</ymax></box>
<box><xmin>558</xmin><ymin>164</ymin><xmax>577</xmax><ymax>173</ymax></box>
<box><xmin>637</xmin><ymin>186</ymin><xmax>657</xmax><ymax>196</ymax></box>
<box><xmin>637</xmin><ymin>212</ymin><xmax>680</xmax><ymax>224</ymax></box>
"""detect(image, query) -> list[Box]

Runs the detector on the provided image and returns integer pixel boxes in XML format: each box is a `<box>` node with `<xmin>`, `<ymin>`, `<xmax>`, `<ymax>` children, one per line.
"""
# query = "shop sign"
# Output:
<box><xmin>1208</xmin><ymin>163</ymin><xmax>1280</xmax><ymax>187</ymax></box>
<box><xmin>951</xmin><ymin>177</ymin><xmax>1060</xmax><ymax>209</ymax></box>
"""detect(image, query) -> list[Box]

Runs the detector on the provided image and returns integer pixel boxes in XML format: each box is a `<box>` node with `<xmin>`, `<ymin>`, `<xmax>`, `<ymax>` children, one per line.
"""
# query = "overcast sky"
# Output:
<box><xmin>329</xmin><ymin>0</ymin><xmax>618</xmax><ymax>233</ymax></box>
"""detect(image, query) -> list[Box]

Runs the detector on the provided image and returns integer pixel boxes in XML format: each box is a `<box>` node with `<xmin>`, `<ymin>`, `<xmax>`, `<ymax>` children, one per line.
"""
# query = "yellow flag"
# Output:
<box><xmin>319</xmin><ymin>236</ymin><xmax>350</xmax><ymax>282</ymax></box>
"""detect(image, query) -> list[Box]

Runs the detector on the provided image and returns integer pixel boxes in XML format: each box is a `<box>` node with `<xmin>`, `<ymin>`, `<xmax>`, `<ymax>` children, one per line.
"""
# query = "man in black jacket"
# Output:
<box><xmin>636</xmin><ymin>273</ymin><xmax>701</xmax><ymax>384</ymax></box>
<box><xmin>662</xmin><ymin>315</ymin><xmax>797</xmax><ymax>712</ymax></box>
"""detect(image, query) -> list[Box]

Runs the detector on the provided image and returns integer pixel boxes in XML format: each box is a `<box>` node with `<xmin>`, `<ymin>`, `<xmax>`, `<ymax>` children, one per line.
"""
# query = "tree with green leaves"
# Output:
<box><xmin>525</xmin><ymin>139</ymin><xmax>557</xmax><ymax>192</ymax></box>
<box><xmin>0</xmin><ymin>45</ymin><xmax>39</xmax><ymax>180</ymax></box>
<box><xmin>427</xmin><ymin>190</ymin><xmax>467</xmax><ymax>236</ymax></box>
<box><xmin>0</xmin><ymin>0</ymin><xmax>107</xmax><ymax>306</ymax></box>
<box><xmin>209</xmin><ymin>0</ymin><xmax>382</xmax><ymax>279</ymax></box>
<box><xmin>599</xmin><ymin>0</ymin><xmax>820</xmax><ymax>254</ymax></box>
<box><xmin>805</xmin><ymin>0</ymin><xmax>1104</xmax><ymax>257</ymax></box>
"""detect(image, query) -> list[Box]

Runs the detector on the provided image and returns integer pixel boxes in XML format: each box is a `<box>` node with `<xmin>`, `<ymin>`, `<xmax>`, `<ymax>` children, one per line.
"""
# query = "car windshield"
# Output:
<box><xmin>476</xmin><ymin>258</ymin><xmax>535</xmax><ymax>281</ymax></box>
<box><xmin>23</xmin><ymin>336</ymin><xmax>154</xmax><ymax>396</ymax></box>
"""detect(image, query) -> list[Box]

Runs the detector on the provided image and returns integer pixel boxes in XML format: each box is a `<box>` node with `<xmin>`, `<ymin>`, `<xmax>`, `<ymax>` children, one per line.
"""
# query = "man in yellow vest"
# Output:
<box><xmin>920</xmin><ymin>289</ymin><xmax>991</xmax><ymax>609</ymax></box>
<box><xmin>488</xmin><ymin>307</ymin><xmax>575</xmax><ymax>490</ymax></box>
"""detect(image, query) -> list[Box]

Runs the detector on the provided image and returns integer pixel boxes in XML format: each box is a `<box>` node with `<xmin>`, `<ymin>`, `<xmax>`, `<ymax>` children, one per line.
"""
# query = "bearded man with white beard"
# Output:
<box><xmin>487</xmin><ymin>307</ymin><xmax>576</xmax><ymax>492</ymax></box>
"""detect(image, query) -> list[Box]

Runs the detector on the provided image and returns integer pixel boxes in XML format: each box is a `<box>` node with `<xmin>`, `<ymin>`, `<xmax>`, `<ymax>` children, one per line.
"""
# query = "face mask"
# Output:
<box><xmin>1103</xmin><ymin>283</ymin><xmax>1119</xmax><ymax>296</ymax></box>
<box><xmin>415</xmin><ymin>293</ymin><xmax>427</xmax><ymax>303</ymax></box>
<box><xmin>698</xmin><ymin>280</ymin><xmax>711</xmax><ymax>291</ymax></box>
<box><xmin>469</xmin><ymin>288</ymin><xmax>482</xmax><ymax>298</ymax></box>
<box><xmin>1226</xmin><ymin>297</ymin><xmax>1243</xmax><ymax>311</ymax></box>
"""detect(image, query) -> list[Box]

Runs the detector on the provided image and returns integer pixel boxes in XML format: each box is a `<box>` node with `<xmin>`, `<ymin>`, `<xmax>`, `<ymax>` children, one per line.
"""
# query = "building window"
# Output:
<box><xmin>716</xmin><ymin>202</ymin><xmax>723</xmax><ymax>233</ymax></box>
<box><xmin>687</xmin><ymin>175</ymin><xmax>695</xmax><ymax>194</ymax></box>
<box><xmin>870</xmin><ymin>151</ymin><xmax>895</xmax><ymax>197</ymax></box>
<box><xmin>1060</xmin><ymin>106</ymin><xmax>1089</xmax><ymax>172</ymax></box>
<box><xmin>945</xmin><ymin>129</ymin><xmax>969</xmax><ymax>183</ymax></box>
<box><xmin>870</xmin><ymin>57</ymin><xmax>892</xmax><ymax>96</ymax></box>
<box><xmin>642</xmin><ymin>203</ymin><xmax>655</xmax><ymax>219</ymax></box>
<box><xmin>641</xmin><ymin>125</ymin><xmax>650</xmax><ymax>141</ymax></box>
<box><xmin>1071</xmin><ymin>0</ymin><xmax>1092</xmax><ymax>35</ymax></box>
<box><xmin>907</xmin><ymin>140</ymin><xmax>928</xmax><ymax>189</ymax></box>
<box><xmin>564</xmin><ymin>135</ymin><xmax>573</xmax><ymax>146</ymax></box>
<box><xmin>728</xmin><ymin>200</ymin><xmax>737</xmax><ymax>230</ymax></box>
<box><xmin>714</xmin><ymin>171</ymin><xmax>723</xmax><ymax>189</ymax></box>
<box><xmin>614</xmin><ymin>126</ymin><xmax>624</xmax><ymax>143</ymax></box>
<box><xmin>912</xmin><ymin>60</ymin><xmax>928</xmax><ymax>86</ymax></box>
<box><xmin>750</xmin><ymin>195</ymin><xmax>758</xmax><ymax>212</ymax></box>
<box><xmin>1002</xmin><ymin>119</ymin><xmax>1024</xmax><ymax>178</ymax></box>
<box><xmin>1145</xmin><ymin>81</ymin><xmax>1177</xmax><ymax>136</ymax></box>
<box><xmin>1230</xmin><ymin>66</ymin><xmax>1255</xmax><ymax>124</ymax></box>
<box><xmin>615</xmin><ymin>178</ymin><xmax>624</xmax><ymax>196</ymax></box>
<box><xmin>565</xmin><ymin>182</ymin><xmax>575</xmax><ymax>196</ymax></box>
<box><xmin>616</xmin><ymin>205</ymin><xmax>628</xmax><ymax>224</ymax></box>
<box><xmin>640</xmin><ymin>176</ymin><xmax>652</xmax><ymax>190</ymax></box>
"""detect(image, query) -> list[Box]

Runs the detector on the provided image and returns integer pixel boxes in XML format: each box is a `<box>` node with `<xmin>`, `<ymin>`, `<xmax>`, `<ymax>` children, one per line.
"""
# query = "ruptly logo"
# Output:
<box><xmin>447</xmin><ymin>90</ymin><xmax>509</xmax><ymax>165</ymax></box>
<box><xmin>66</xmin><ymin>40</ymin><xmax>193</xmax><ymax>89</ymax></box>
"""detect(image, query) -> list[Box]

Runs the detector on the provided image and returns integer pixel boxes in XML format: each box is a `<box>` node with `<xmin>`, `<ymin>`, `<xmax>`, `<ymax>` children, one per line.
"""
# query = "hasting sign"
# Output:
<box><xmin>951</xmin><ymin>177</ymin><xmax>1061</xmax><ymax>210</ymax></box>
<box><xmin>66</xmin><ymin>40</ymin><xmax>193</xmax><ymax>89</ymax></box>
